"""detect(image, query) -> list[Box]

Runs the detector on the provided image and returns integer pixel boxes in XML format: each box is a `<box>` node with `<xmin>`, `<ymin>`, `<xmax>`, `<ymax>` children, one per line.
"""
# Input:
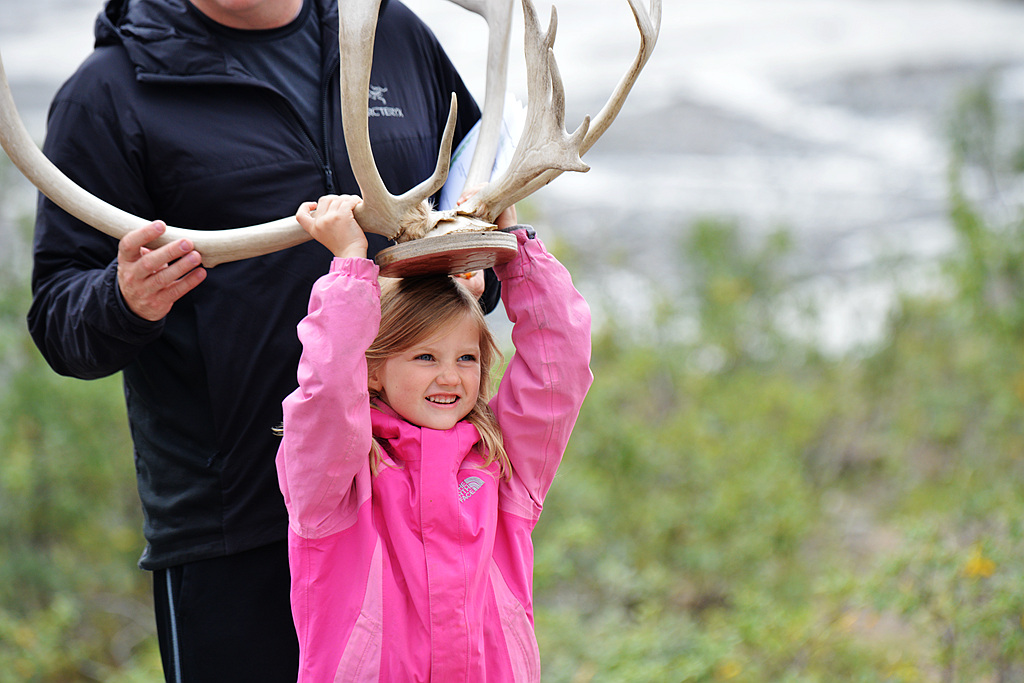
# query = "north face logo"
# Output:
<box><xmin>368</xmin><ymin>84</ymin><xmax>404</xmax><ymax>118</ymax></box>
<box><xmin>458</xmin><ymin>476</ymin><xmax>485</xmax><ymax>502</ymax></box>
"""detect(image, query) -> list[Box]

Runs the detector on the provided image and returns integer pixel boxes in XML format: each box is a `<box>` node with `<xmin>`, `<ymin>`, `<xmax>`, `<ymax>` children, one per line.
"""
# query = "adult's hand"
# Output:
<box><xmin>454</xmin><ymin>185</ymin><xmax>515</xmax><ymax>303</ymax></box>
<box><xmin>454</xmin><ymin>271</ymin><xmax>487</xmax><ymax>299</ymax></box>
<box><xmin>457</xmin><ymin>185</ymin><xmax>518</xmax><ymax>231</ymax></box>
<box><xmin>117</xmin><ymin>221</ymin><xmax>207</xmax><ymax>321</ymax></box>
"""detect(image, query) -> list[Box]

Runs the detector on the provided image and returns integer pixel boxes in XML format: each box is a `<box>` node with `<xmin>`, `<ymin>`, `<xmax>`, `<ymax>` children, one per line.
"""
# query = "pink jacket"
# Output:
<box><xmin>276</xmin><ymin>232</ymin><xmax>593</xmax><ymax>682</ymax></box>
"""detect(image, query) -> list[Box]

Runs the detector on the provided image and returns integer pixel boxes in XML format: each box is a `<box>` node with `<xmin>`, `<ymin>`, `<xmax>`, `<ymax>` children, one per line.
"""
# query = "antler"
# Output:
<box><xmin>456</xmin><ymin>0</ymin><xmax>590</xmax><ymax>223</ymax></box>
<box><xmin>458</xmin><ymin>0</ymin><xmax>662</xmax><ymax>223</ymax></box>
<box><xmin>0</xmin><ymin>52</ymin><xmax>311</xmax><ymax>268</ymax></box>
<box><xmin>340</xmin><ymin>0</ymin><xmax>463</xmax><ymax>241</ymax></box>
<box><xmin>445</xmin><ymin>0</ymin><xmax>514</xmax><ymax>189</ymax></box>
<box><xmin>0</xmin><ymin>0</ymin><xmax>661</xmax><ymax>268</ymax></box>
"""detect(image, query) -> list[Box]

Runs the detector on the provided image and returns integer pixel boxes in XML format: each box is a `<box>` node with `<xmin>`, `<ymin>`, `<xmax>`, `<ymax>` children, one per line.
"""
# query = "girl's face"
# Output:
<box><xmin>369</xmin><ymin>312</ymin><xmax>482</xmax><ymax>430</ymax></box>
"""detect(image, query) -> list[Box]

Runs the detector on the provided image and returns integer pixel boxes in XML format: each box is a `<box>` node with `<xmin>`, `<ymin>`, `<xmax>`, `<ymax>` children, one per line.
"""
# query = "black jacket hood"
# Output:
<box><xmin>93</xmin><ymin>0</ymin><xmax>385</xmax><ymax>80</ymax></box>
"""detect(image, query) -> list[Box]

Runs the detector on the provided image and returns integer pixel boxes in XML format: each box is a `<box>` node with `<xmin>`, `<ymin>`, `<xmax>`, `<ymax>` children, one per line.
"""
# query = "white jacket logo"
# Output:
<box><xmin>458</xmin><ymin>476</ymin><xmax>485</xmax><ymax>502</ymax></box>
<box><xmin>368</xmin><ymin>84</ymin><xmax>404</xmax><ymax>118</ymax></box>
<box><xmin>368</xmin><ymin>85</ymin><xmax>388</xmax><ymax>104</ymax></box>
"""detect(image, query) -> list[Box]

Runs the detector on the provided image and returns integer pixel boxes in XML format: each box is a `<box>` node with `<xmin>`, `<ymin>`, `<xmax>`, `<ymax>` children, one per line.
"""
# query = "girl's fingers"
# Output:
<box><xmin>295</xmin><ymin>202</ymin><xmax>318</xmax><ymax>232</ymax></box>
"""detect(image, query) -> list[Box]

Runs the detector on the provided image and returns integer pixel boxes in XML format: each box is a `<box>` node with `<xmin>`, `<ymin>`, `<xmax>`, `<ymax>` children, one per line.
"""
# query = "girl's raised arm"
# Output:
<box><xmin>490</xmin><ymin>228</ymin><xmax>593</xmax><ymax>516</ymax></box>
<box><xmin>276</xmin><ymin>258</ymin><xmax>380</xmax><ymax>538</ymax></box>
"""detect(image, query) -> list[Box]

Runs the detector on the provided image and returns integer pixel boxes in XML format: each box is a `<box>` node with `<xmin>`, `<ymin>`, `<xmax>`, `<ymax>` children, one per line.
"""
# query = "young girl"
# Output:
<box><xmin>276</xmin><ymin>193</ymin><xmax>592</xmax><ymax>682</ymax></box>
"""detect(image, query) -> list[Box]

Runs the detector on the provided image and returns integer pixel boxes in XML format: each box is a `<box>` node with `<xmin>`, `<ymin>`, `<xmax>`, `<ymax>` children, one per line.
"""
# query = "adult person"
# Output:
<box><xmin>26</xmin><ymin>0</ymin><xmax>494</xmax><ymax>679</ymax></box>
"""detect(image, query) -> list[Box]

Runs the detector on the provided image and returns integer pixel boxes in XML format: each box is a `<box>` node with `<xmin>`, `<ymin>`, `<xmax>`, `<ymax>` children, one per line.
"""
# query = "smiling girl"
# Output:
<box><xmin>276</xmin><ymin>193</ymin><xmax>592</xmax><ymax>682</ymax></box>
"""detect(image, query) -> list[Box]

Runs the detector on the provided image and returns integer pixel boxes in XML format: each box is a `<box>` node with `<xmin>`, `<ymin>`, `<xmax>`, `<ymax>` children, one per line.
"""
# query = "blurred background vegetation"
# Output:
<box><xmin>3</xmin><ymin>77</ymin><xmax>1024</xmax><ymax>681</ymax></box>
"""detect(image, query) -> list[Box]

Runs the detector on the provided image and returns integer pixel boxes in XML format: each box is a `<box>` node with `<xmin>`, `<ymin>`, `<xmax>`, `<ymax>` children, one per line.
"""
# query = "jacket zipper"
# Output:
<box><xmin>280</xmin><ymin>67</ymin><xmax>337</xmax><ymax>195</ymax></box>
<box><xmin>319</xmin><ymin>63</ymin><xmax>338</xmax><ymax>194</ymax></box>
<box><xmin>228</xmin><ymin>56</ymin><xmax>339</xmax><ymax>193</ymax></box>
<box><xmin>273</xmin><ymin>76</ymin><xmax>337</xmax><ymax>194</ymax></box>
<box><xmin>297</xmin><ymin>121</ymin><xmax>335</xmax><ymax>195</ymax></box>
<box><xmin>141</xmin><ymin>70</ymin><xmax>338</xmax><ymax>195</ymax></box>
<box><xmin>131</xmin><ymin>11</ymin><xmax>341</xmax><ymax>193</ymax></box>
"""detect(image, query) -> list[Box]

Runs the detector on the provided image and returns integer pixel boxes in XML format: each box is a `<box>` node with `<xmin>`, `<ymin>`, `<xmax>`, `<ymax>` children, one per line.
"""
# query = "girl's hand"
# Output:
<box><xmin>296</xmin><ymin>194</ymin><xmax>368</xmax><ymax>259</ymax></box>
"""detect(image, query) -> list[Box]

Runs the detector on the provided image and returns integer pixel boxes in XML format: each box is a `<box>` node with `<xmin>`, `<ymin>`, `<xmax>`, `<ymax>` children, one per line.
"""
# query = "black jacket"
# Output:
<box><xmin>27</xmin><ymin>0</ymin><xmax>484</xmax><ymax>569</ymax></box>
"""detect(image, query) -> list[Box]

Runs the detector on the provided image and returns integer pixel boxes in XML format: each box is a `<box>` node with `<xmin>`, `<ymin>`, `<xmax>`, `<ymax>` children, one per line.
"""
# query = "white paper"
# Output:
<box><xmin>439</xmin><ymin>94</ymin><xmax>527</xmax><ymax>211</ymax></box>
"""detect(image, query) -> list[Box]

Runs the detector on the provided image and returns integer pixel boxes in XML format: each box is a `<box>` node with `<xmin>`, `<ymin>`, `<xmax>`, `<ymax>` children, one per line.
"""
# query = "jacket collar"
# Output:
<box><xmin>94</xmin><ymin>0</ymin><xmax>345</xmax><ymax>81</ymax></box>
<box><xmin>370</xmin><ymin>401</ymin><xmax>482</xmax><ymax>464</ymax></box>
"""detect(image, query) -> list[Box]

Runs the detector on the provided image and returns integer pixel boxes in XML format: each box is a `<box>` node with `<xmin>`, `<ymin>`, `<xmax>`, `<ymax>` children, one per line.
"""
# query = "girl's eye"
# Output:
<box><xmin>459</xmin><ymin>354</ymin><xmax>478</xmax><ymax>363</ymax></box>
<box><xmin>415</xmin><ymin>353</ymin><xmax>434</xmax><ymax>362</ymax></box>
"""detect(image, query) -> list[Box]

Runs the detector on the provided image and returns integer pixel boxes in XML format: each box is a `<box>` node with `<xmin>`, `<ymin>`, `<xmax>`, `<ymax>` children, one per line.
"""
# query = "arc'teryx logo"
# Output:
<box><xmin>368</xmin><ymin>84</ymin><xmax>404</xmax><ymax>118</ymax></box>
<box><xmin>368</xmin><ymin>85</ymin><xmax>388</xmax><ymax>104</ymax></box>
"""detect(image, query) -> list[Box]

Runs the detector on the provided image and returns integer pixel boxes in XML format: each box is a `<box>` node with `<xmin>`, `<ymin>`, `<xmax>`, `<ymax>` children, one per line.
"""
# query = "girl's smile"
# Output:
<box><xmin>369</xmin><ymin>312</ymin><xmax>482</xmax><ymax>430</ymax></box>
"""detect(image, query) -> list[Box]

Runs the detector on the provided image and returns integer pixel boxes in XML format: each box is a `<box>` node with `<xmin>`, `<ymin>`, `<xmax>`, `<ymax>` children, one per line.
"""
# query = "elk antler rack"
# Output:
<box><xmin>0</xmin><ymin>0</ymin><xmax>662</xmax><ymax>274</ymax></box>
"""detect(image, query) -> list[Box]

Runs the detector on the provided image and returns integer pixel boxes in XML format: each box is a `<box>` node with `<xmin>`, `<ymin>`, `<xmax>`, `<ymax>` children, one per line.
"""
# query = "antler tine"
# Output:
<box><xmin>446</xmin><ymin>0</ymin><xmax>514</xmax><ymax>190</ymax></box>
<box><xmin>340</xmin><ymin>0</ymin><xmax>459</xmax><ymax>241</ymax></box>
<box><xmin>458</xmin><ymin>0</ymin><xmax>662</xmax><ymax>222</ymax></box>
<box><xmin>581</xmin><ymin>0</ymin><xmax>661</xmax><ymax>155</ymax></box>
<box><xmin>514</xmin><ymin>0</ymin><xmax>661</xmax><ymax>200</ymax></box>
<box><xmin>458</xmin><ymin>0</ymin><xmax>590</xmax><ymax>224</ymax></box>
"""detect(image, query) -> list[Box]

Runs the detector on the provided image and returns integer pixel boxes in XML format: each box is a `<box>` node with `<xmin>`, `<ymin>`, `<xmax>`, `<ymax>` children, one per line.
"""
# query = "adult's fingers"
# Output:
<box><xmin>118</xmin><ymin>221</ymin><xmax>207</xmax><ymax>321</ymax></box>
<box><xmin>455</xmin><ymin>271</ymin><xmax>486</xmax><ymax>299</ymax></box>
<box><xmin>118</xmin><ymin>221</ymin><xmax>167</xmax><ymax>264</ymax></box>
<box><xmin>118</xmin><ymin>250</ymin><xmax>205</xmax><ymax>321</ymax></box>
<box><xmin>119</xmin><ymin>221</ymin><xmax>199</xmax><ymax>275</ymax></box>
<box><xmin>146</xmin><ymin>249</ymin><xmax>203</xmax><ymax>289</ymax></box>
<box><xmin>158</xmin><ymin>263</ymin><xmax>207</xmax><ymax>305</ymax></box>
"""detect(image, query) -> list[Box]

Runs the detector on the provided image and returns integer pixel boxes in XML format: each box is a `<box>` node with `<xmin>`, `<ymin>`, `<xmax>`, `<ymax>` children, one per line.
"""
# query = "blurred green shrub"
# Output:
<box><xmin>533</xmin><ymin>217</ymin><xmax>893</xmax><ymax>682</ymax></box>
<box><xmin>0</xmin><ymin>208</ymin><xmax>160</xmax><ymax>682</ymax></box>
<box><xmin>857</xmin><ymin>78</ymin><xmax>1024</xmax><ymax>683</ymax></box>
<box><xmin>530</xmin><ymin>78</ymin><xmax>1024</xmax><ymax>682</ymax></box>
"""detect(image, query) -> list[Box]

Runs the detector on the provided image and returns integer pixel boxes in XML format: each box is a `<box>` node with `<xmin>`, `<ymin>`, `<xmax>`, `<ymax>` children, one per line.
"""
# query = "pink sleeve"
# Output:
<box><xmin>490</xmin><ymin>230</ymin><xmax>593</xmax><ymax>516</ymax></box>
<box><xmin>276</xmin><ymin>258</ymin><xmax>380</xmax><ymax>539</ymax></box>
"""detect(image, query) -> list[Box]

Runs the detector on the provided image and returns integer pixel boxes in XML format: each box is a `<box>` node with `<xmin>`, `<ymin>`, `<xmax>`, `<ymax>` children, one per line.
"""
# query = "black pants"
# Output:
<box><xmin>152</xmin><ymin>540</ymin><xmax>299</xmax><ymax>682</ymax></box>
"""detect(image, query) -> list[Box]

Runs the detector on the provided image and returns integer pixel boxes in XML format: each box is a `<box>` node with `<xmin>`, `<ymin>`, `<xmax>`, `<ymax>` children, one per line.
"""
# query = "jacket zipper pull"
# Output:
<box><xmin>324</xmin><ymin>166</ymin><xmax>336</xmax><ymax>194</ymax></box>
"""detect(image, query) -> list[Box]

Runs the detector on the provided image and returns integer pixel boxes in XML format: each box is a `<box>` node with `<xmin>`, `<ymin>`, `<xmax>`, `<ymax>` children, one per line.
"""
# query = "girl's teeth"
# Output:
<box><xmin>428</xmin><ymin>396</ymin><xmax>457</xmax><ymax>404</ymax></box>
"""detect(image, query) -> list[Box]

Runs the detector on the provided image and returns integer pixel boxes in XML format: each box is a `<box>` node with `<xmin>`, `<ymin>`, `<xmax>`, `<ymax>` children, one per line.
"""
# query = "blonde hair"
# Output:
<box><xmin>367</xmin><ymin>275</ymin><xmax>509</xmax><ymax>478</ymax></box>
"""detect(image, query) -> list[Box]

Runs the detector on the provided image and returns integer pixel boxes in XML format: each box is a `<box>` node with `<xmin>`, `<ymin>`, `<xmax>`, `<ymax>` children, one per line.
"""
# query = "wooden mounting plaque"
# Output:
<box><xmin>374</xmin><ymin>230</ymin><xmax>518</xmax><ymax>278</ymax></box>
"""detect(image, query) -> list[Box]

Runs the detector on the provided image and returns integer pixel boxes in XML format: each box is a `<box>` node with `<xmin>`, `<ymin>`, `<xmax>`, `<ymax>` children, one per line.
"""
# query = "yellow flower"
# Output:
<box><xmin>837</xmin><ymin>611</ymin><xmax>858</xmax><ymax>633</ymax></box>
<box><xmin>1013</xmin><ymin>372</ymin><xmax>1024</xmax><ymax>404</ymax></box>
<box><xmin>963</xmin><ymin>545</ymin><xmax>995</xmax><ymax>578</ymax></box>
<box><xmin>715</xmin><ymin>661</ymin><xmax>742</xmax><ymax>680</ymax></box>
<box><xmin>13</xmin><ymin>625</ymin><xmax>36</xmax><ymax>649</ymax></box>
<box><xmin>886</xmin><ymin>662</ymin><xmax>920</xmax><ymax>682</ymax></box>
